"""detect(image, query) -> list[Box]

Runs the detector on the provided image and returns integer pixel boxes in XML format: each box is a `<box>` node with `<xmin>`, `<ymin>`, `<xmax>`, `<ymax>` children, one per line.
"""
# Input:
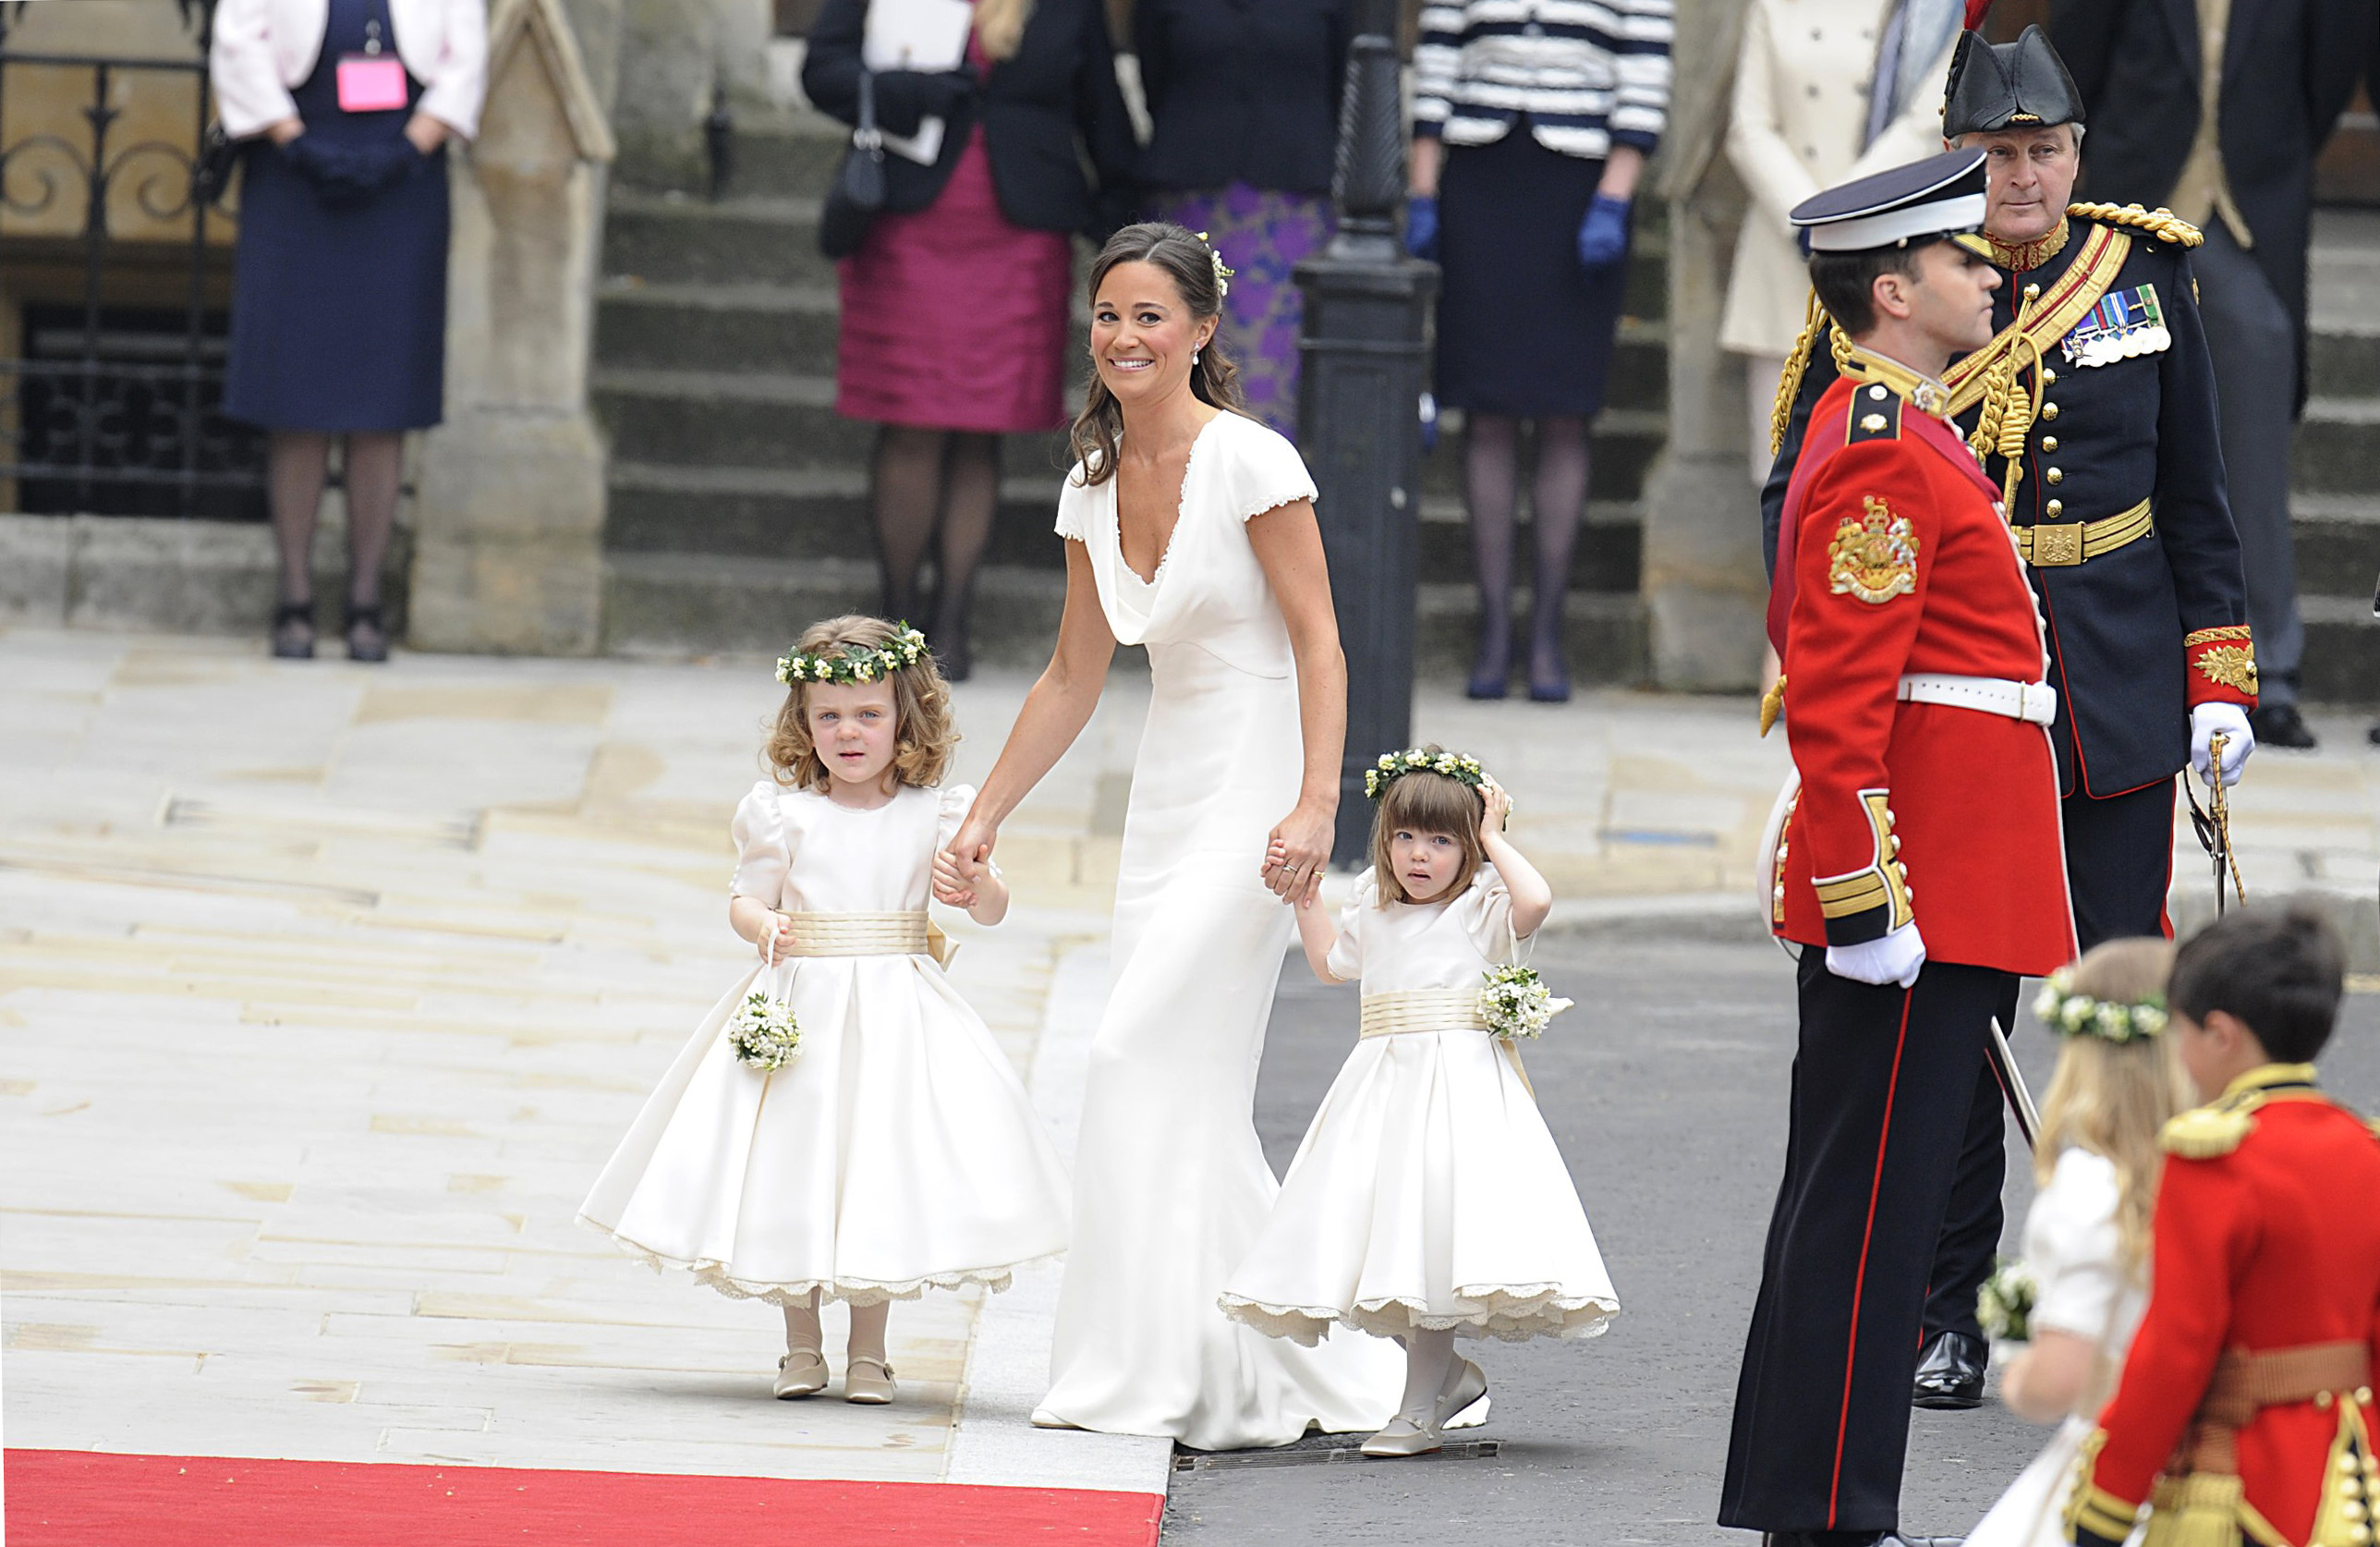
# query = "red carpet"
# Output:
<box><xmin>6</xmin><ymin>1451</ymin><xmax>1164</xmax><ymax>1546</ymax></box>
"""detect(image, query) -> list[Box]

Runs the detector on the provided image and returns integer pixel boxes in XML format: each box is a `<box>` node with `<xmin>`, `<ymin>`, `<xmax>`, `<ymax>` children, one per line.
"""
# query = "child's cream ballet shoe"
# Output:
<box><xmin>844</xmin><ymin>1356</ymin><xmax>897</xmax><ymax>1405</ymax></box>
<box><xmin>1029</xmin><ymin>1408</ymin><xmax>1085</xmax><ymax>1430</ymax></box>
<box><xmin>1438</xmin><ymin>1357</ymin><xmax>1491</xmax><ymax>1431</ymax></box>
<box><xmin>1360</xmin><ymin>1414</ymin><xmax>1444</xmax><ymax>1458</ymax></box>
<box><xmin>774</xmin><ymin>1349</ymin><xmax>829</xmax><ymax>1399</ymax></box>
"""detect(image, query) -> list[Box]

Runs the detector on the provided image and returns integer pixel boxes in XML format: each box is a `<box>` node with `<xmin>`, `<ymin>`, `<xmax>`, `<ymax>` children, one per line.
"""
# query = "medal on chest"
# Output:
<box><xmin>2059</xmin><ymin>283</ymin><xmax>2170</xmax><ymax>368</ymax></box>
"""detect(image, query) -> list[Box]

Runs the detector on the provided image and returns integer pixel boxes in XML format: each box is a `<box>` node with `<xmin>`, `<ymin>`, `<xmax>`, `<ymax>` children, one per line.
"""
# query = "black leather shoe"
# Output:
<box><xmin>2250</xmin><ymin>702</ymin><xmax>2318</xmax><ymax>749</ymax></box>
<box><xmin>1912</xmin><ymin>1331</ymin><xmax>1986</xmax><ymax>1409</ymax></box>
<box><xmin>1760</xmin><ymin>1534</ymin><xmax>1963</xmax><ymax>1547</ymax></box>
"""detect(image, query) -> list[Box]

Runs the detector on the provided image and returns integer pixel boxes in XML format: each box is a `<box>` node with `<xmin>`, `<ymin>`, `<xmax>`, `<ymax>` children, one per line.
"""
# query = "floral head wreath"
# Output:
<box><xmin>1195</xmin><ymin>231</ymin><xmax>1234</xmax><ymax>300</ymax></box>
<box><xmin>2032</xmin><ymin>966</ymin><xmax>2170</xmax><ymax>1045</ymax></box>
<box><xmin>1364</xmin><ymin>747</ymin><xmax>1488</xmax><ymax>801</ymax></box>
<box><xmin>774</xmin><ymin>623</ymin><xmax>930</xmax><ymax>688</ymax></box>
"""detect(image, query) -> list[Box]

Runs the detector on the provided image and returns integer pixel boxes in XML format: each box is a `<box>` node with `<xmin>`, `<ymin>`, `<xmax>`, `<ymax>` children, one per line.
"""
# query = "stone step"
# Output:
<box><xmin>2307</xmin><ymin>326</ymin><xmax>2380</xmax><ymax>399</ymax></box>
<box><xmin>2293</xmin><ymin>493</ymin><xmax>2380</xmax><ymax>598</ymax></box>
<box><xmin>603</xmin><ymin>192</ymin><xmax>832</xmax><ymax>289</ymax></box>
<box><xmin>605</xmin><ymin>457</ymin><xmax>1645</xmax><ymax>591</ymax></box>
<box><xmin>2289</xmin><ymin>396</ymin><xmax>2380</xmax><ymax>494</ymax></box>
<box><xmin>2299</xmin><ymin>593</ymin><xmax>2380</xmax><ymax>702</ymax></box>
<box><xmin>716</xmin><ymin>117</ymin><xmax>848</xmax><ymax>202</ymax></box>
<box><xmin>603</xmin><ymin>550</ymin><xmax>1651</xmax><ymax>683</ymax></box>
<box><xmin>591</xmin><ymin>366</ymin><xmax>882</xmax><ymax>469</ymax></box>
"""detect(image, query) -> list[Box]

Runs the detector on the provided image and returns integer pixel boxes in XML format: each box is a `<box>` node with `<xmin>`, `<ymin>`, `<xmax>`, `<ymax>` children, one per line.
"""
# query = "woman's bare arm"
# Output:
<box><xmin>943</xmin><ymin>540</ymin><xmax>1117</xmax><ymax>868</ymax></box>
<box><xmin>1246</xmin><ymin>497</ymin><xmax>1348</xmax><ymax>900</ymax></box>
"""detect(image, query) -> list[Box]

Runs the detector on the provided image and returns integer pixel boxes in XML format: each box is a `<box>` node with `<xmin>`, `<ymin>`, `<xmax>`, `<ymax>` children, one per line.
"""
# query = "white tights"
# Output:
<box><xmin>782</xmin><ymin>1289</ymin><xmax>890</xmax><ymax>1364</ymax></box>
<box><xmin>1397</xmin><ymin>1326</ymin><xmax>1460</xmax><ymax>1422</ymax></box>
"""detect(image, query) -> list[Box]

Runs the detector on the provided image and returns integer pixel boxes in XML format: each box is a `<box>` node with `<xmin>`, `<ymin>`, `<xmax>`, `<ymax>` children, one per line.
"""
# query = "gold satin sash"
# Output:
<box><xmin>1357</xmin><ymin>987</ymin><xmax>1534</xmax><ymax>1095</ymax></box>
<box><xmin>774</xmin><ymin>910</ymin><xmax>954</xmax><ymax>967</ymax></box>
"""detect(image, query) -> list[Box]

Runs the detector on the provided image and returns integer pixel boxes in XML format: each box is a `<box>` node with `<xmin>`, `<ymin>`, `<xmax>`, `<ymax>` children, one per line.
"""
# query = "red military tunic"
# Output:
<box><xmin>1768</xmin><ymin>352</ymin><xmax>2077</xmax><ymax>976</ymax></box>
<box><xmin>2070</xmin><ymin>1066</ymin><xmax>2380</xmax><ymax>1547</ymax></box>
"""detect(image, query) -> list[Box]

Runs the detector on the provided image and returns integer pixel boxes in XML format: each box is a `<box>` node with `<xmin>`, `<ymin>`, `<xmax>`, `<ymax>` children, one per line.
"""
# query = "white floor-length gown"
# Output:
<box><xmin>1035</xmin><ymin>409</ymin><xmax>1402</xmax><ymax>1448</ymax></box>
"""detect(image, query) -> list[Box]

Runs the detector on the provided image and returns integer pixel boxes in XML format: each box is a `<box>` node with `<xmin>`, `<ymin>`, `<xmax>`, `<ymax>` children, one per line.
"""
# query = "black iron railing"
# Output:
<box><xmin>0</xmin><ymin>0</ymin><xmax>265</xmax><ymax>518</ymax></box>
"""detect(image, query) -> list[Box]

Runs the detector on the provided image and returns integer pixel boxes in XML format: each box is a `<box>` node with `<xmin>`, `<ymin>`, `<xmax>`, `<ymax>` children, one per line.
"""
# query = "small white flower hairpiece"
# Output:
<box><xmin>2031</xmin><ymin>967</ymin><xmax>2169</xmax><ymax>1045</ymax></box>
<box><xmin>1363</xmin><ymin>747</ymin><xmax>1488</xmax><ymax>801</ymax></box>
<box><xmin>774</xmin><ymin>623</ymin><xmax>930</xmax><ymax>688</ymax></box>
<box><xmin>1196</xmin><ymin>231</ymin><xmax>1234</xmax><ymax>300</ymax></box>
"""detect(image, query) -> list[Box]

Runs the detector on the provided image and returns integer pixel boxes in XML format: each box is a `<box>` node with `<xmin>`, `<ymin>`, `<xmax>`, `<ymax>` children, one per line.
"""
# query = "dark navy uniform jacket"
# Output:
<box><xmin>1762</xmin><ymin>210</ymin><xmax>2255</xmax><ymax>798</ymax></box>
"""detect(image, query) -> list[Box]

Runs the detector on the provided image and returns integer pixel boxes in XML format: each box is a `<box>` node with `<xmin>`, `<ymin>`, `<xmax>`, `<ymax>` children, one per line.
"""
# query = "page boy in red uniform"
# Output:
<box><xmin>2068</xmin><ymin>907</ymin><xmax>2380</xmax><ymax>1547</ymax></box>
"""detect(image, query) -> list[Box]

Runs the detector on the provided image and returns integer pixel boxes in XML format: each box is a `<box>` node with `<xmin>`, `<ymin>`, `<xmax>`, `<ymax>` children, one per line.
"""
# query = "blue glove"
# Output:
<box><xmin>1404</xmin><ymin>194</ymin><xmax>1439</xmax><ymax>261</ymax></box>
<box><xmin>1576</xmin><ymin>191</ymin><xmax>1632</xmax><ymax>270</ymax></box>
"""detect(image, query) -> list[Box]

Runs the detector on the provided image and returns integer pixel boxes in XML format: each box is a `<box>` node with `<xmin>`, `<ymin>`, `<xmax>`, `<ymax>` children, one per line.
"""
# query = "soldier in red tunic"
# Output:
<box><xmin>2067</xmin><ymin>907</ymin><xmax>2380</xmax><ymax>1547</ymax></box>
<box><xmin>1720</xmin><ymin>149</ymin><xmax>2081</xmax><ymax>1547</ymax></box>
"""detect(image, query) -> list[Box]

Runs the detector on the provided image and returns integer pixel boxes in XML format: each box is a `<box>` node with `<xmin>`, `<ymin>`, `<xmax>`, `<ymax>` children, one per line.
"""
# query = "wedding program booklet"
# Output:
<box><xmin>863</xmin><ymin>0</ymin><xmax>974</xmax><ymax>164</ymax></box>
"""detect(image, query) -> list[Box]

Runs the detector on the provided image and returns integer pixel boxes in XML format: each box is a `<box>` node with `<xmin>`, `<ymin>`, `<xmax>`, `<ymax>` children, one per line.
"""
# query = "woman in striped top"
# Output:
<box><xmin>1407</xmin><ymin>0</ymin><xmax>1673</xmax><ymax>701</ymax></box>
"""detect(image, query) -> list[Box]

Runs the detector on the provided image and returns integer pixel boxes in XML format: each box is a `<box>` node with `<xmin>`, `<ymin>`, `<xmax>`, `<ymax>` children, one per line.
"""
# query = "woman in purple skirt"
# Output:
<box><xmin>1136</xmin><ymin>0</ymin><xmax>1349</xmax><ymax>442</ymax></box>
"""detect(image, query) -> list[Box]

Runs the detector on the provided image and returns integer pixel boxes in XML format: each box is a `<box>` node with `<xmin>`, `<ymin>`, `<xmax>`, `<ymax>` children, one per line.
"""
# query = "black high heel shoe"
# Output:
<box><xmin>345</xmin><ymin>603</ymin><xmax>390</xmax><ymax>664</ymax></box>
<box><xmin>1465</xmin><ymin>635</ymin><xmax>1512</xmax><ymax>700</ymax></box>
<box><xmin>271</xmin><ymin>601</ymin><xmax>316</xmax><ymax>660</ymax></box>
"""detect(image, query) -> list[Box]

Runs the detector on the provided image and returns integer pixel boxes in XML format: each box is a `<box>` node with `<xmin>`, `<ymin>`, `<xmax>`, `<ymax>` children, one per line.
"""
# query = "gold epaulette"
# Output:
<box><xmin>2162</xmin><ymin>1103</ymin><xmax>2254</xmax><ymax>1158</ymax></box>
<box><xmin>2068</xmin><ymin>201</ymin><xmax>2204</xmax><ymax>249</ymax></box>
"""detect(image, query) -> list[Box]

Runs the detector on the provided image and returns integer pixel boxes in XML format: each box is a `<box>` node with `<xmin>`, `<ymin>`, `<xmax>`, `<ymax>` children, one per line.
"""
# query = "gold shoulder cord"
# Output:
<box><xmin>2067</xmin><ymin>201</ymin><xmax>2204</xmax><ymax>249</ymax></box>
<box><xmin>1969</xmin><ymin>284</ymin><xmax>2047</xmax><ymax>509</ymax></box>
<box><xmin>1770</xmin><ymin>290</ymin><xmax>1830</xmax><ymax>458</ymax></box>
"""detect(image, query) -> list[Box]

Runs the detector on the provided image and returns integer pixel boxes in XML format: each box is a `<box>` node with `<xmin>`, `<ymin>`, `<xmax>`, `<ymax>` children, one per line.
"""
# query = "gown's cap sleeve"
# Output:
<box><xmin>1218</xmin><ymin>416</ymin><xmax>1319</xmax><ymax>524</ymax></box>
<box><xmin>1054</xmin><ymin>463</ymin><xmax>1094</xmax><ymax>542</ymax></box>
<box><xmin>2026</xmin><ymin>1146</ymin><xmax>2129</xmax><ymax>1339</ymax></box>
<box><xmin>936</xmin><ymin>784</ymin><xmax>980</xmax><ymax>852</ymax></box>
<box><xmin>1327</xmin><ymin>868</ymin><xmax>1379</xmax><ymax>981</ymax></box>
<box><xmin>729</xmin><ymin>780</ymin><xmax>793</xmax><ymax>903</ymax></box>
<box><xmin>1454</xmin><ymin>863</ymin><xmax>1522</xmax><ymax>959</ymax></box>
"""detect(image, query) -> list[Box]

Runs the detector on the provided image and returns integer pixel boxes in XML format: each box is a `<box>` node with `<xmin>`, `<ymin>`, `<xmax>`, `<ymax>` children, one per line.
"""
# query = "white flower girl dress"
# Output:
<box><xmin>1966</xmin><ymin>1146</ymin><xmax>2149</xmax><ymax>1547</ymax></box>
<box><xmin>1220</xmin><ymin>867</ymin><xmax>1620</xmax><ymax>1346</ymax></box>
<box><xmin>579</xmin><ymin>781</ymin><xmax>1070</xmax><ymax>1305</ymax></box>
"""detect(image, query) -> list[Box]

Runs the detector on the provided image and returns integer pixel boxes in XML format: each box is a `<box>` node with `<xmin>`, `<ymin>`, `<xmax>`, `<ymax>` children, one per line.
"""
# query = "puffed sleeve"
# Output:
<box><xmin>936</xmin><ymin>784</ymin><xmax>978</xmax><ymax>851</ymax></box>
<box><xmin>1452</xmin><ymin>864</ymin><xmax>1522</xmax><ymax>961</ymax></box>
<box><xmin>1325</xmin><ymin>869</ymin><xmax>1378</xmax><ymax>982</ymax></box>
<box><xmin>728</xmin><ymin>780</ymin><xmax>791</xmax><ymax>904</ymax></box>
<box><xmin>1219</xmin><ymin>419</ymin><xmax>1319</xmax><ymax>523</ymax></box>
<box><xmin>1054</xmin><ymin>464</ymin><xmax>1093</xmax><ymax>542</ymax></box>
<box><xmin>2024</xmin><ymin>1147</ymin><xmax>2128</xmax><ymax>1339</ymax></box>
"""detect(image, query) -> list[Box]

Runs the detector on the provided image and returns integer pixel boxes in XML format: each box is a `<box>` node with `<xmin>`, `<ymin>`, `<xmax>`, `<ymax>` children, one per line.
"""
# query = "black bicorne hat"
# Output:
<box><xmin>1941</xmin><ymin>24</ymin><xmax>2084</xmax><ymax>137</ymax></box>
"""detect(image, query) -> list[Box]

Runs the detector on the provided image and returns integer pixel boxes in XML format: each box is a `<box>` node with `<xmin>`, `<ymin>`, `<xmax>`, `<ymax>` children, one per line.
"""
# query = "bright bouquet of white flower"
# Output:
<box><xmin>727</xmin><ymin>992</ymin><xmax>801</xmax><ymax>1071</ymax></box>
<box><xmin>1479</xmin><ymin>965</ymin><xmax>1572</xmax><ymax>1041</ymax></box>
<box><xmin>1977</xmin><ymin>1256</ymin><xmax>2038</xmax><ymax>1344</ymax></box>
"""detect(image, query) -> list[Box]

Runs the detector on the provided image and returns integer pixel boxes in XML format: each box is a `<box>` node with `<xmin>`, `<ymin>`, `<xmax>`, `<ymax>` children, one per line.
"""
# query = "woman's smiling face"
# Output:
<box><xmin>1090</xmin><ymin>260</ymin><xmax>1215</xmax><ymax>408</ymax></box>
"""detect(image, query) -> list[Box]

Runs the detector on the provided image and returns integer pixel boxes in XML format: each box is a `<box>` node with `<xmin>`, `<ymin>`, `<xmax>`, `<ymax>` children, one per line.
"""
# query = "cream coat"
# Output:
<box><xmin>1718</xmin><ymin>0</ymin><xmax>1953</xmax><ymax>357</ymax></box>
<box><xmin>211</xmin><ymin>0</ymin><xmax>487</xmax><ymax>141</ymax></box>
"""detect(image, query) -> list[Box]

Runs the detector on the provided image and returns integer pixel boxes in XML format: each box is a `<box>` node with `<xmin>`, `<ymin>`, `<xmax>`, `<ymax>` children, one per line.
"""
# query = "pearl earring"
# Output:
<box><xmin>1192</xmin><ymin>349</ymin><xmax>1201</xmax><ymax>366</ymax></box>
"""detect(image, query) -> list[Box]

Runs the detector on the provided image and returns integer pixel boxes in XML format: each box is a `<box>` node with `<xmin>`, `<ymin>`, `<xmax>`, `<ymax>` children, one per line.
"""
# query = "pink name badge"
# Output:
<box><xmin>335</xmin><ymin>54</ymin><xmax>408</xmax><ymax>113</ymax></box>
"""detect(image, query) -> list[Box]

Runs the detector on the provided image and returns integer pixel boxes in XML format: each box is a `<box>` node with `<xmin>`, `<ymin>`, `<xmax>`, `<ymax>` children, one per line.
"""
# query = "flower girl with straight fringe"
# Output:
<box><xmin>1220</xmin><ymin>747</ymin><xmax>1621</xmax><ymax>1457</ymax></box>
<box><xmin>579</xmin><ymin>616</ymin><xmax>1069</xmax><ymax>1405</ymax></box>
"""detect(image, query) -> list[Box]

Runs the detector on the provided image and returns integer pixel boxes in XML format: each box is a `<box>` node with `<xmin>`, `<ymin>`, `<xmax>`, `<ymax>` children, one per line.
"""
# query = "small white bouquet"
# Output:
<box><xmin>727</xmin><ymin>991</ymin><xmax>801</xmax><ymax>1071</ymax></box>
<box><xmin>1478</xmin><ymin>965</ymin><xmax>1573</xmax><ymax>1041</ymax></box>
<box><xmin>1977</xmin><ymin>1256</ymin><xmax>2038</xmax><ymax>1344</ymax></box>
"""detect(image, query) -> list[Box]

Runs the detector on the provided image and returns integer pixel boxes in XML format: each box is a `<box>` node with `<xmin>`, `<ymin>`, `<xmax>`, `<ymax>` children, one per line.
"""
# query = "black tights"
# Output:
<box><xmin>268</xmin><ymin>429</ymin><xmax>403</xmax><ymax>611</ymax></box>
<box><xmin>871</xmin><ymin>426</ymin><xmax>1000</xmax><ymax>677</ymax></box>
<box><xmin>1463</xmin><ymin>413</ymin><xmax>1589</xmax><ymax>689</ymax></box>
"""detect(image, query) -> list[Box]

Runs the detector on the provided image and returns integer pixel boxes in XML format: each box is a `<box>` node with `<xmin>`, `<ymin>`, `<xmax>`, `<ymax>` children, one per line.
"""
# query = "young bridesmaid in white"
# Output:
<box><xmin>1221</xmin><ymin>748</ymin><xmax>1621</xmax><ymax>1457</ymax></box>
<box><xmin>580</xmin><ymin>616</ymin><xmax>1069</xmax><ymax>1405</ymax></box>
<box><xmin>1966</xmin><ymin>937</ymin><xmax>2190</xmax><ymax>1547</ymax></box>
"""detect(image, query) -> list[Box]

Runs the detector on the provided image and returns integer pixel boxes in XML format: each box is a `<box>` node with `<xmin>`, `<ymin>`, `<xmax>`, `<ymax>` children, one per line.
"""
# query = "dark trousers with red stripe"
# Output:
<box><xmin>1719</xmin><ymin>952</ymin><xmax>2011</xmax><ymax>1536</ymax></box>
<box><xmin>1919</xmin><ymin>778</ymin><xmax>2178</xmax><ymax>1347</ymax></box>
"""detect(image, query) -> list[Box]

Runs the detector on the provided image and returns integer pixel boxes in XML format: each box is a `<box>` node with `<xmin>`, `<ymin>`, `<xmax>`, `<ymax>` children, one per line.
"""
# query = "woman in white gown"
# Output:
<box><xmin>1968</xmin><ymin>939</ymin><xmax>2190</xmax><ymax>1547</ymax></box>
<box><xmin>943</xmin><ymin>224</ymin><xmax>1402</xmax><ymax>1448</ymax></box>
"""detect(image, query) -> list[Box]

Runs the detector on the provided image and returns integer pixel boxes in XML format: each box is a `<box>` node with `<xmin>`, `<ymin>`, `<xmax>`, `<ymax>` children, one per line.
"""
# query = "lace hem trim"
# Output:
<box><xmin>1217</xmin><ymin>1284</ymin><xmax>1621</xmax><ymax>1346</ymax></box>
<box><xmin>580</xmin><ymin>1215</ymin><xmax>1061</xmax><ymax>1309</ymax></box>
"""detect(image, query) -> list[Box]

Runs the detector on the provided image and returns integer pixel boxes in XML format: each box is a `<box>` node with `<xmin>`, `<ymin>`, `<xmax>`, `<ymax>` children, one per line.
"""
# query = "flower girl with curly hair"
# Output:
<box><xmin>580</xmin><ymin>615</ymin><xmax>1068</xmax><ymax>1404</ymax></box>
<box><xmin>1220</xmin><ymin>748</ymin><xmax>1620</xmax><ymax>1457</ymax></box>
<box><xmin>1966</xmin><ymin>935</ymin><xmax>2192</xmax><ymax>1547</ymax></box>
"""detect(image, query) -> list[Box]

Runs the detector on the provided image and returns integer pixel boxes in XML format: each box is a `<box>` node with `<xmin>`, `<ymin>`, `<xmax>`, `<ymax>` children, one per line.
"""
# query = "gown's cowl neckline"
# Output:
<box><xmin>1120</xmin><ymin>414</ymin><xmax>1220</xmax><ymax>591</ymax></box>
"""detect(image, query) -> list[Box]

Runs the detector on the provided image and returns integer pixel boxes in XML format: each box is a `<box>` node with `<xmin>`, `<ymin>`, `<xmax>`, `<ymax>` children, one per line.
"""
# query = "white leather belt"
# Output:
<box><xmin>1896</xmin><ymin>674</ymin><xmax>2058</xmax><ymax>725</ymax></box>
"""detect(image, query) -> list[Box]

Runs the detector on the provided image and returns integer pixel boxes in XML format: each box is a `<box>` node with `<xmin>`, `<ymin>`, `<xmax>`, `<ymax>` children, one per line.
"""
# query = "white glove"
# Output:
<box><xmin>2191</xmin><ymin>703</ymin><xmax>2253</xmax><ymax>787</ymax></box>
<box><xmin>1827</xmin><ymin>922</ymin><xmax>1926</xmax><ymax>988</ymax></box>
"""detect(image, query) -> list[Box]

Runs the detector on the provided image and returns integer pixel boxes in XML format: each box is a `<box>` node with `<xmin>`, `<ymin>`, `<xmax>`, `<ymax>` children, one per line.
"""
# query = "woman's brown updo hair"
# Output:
<box><xmin>763</xmin><ymin>615</ymin><xmax>957</xmax><ymax>794</ymax></box>
<box><xmin>1068</xmin><ymin>222</ymin><xmax>1247</xmax><ymax>487</ymax></box>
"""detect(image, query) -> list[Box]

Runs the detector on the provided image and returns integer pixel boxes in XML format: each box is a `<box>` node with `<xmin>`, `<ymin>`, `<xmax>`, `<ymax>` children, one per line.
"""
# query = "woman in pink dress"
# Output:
<box><xmin>803</xmin><ymin>0</ymin><xmax>1138</xmax><ymax>679</ymax></box>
